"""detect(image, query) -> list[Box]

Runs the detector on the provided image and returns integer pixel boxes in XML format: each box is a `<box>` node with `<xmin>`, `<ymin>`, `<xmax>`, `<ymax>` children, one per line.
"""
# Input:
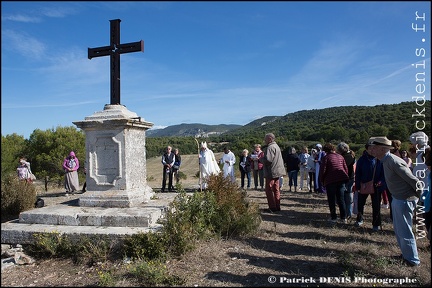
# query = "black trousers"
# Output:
<box><xmin>162</xmin><ymin>168</ymin><xmax>173</xmax><ymax>191</ymax></box>
<box><xmin>357</xmin><ymin>188</ymin><xmax>381</xmax><ymax>227</ymax></box>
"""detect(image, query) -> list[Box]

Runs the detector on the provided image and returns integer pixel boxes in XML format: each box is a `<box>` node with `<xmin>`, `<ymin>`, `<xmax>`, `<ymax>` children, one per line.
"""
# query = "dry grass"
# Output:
<box><xmin>2</xmin><ymin>154</ymin><xmax>431</xmax><ymax>287</ymax></box>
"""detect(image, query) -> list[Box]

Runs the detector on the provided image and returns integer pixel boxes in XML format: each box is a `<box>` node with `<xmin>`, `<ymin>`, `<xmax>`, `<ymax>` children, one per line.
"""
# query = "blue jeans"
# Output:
<box><xmin>345</xmin><ymin>178</ymin><xmax>354</xmax><ymax>218</ymax></box>
<box><xmin>392</xmin><ymin>198</ymin><xmax>420</xmax><ymax>265</ymax></box>
<box><xmin>288</xmin><ymin>170</ymin><xmax>298</xmax><ymax>188</ymax></box>
<box><xmin>240</xmin><ymin>170</ymin><xmax>251</xmax><ymax>188</ymax></box>
<box><xmin>326</xmin><ymin>181</ymin><xmax>347</xmax><ymax>220</ymax></box>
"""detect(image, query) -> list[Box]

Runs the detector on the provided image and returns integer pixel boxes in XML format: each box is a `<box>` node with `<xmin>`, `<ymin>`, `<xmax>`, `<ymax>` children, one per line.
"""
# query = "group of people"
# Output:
<box><xmin>317</xmin><ymin>132</ymin><xmax>430</xmax><ymax>267</ymax></box>
<box><xmin>17</xmin><ymin>151</ymin><xmax>83</xmax><ymax>196</ymax></box>
<box><xmin>193</xmin><ymin>131</ymin><xmax>431</xmax><ymax>268</ymax></box>
<box><xmin>196</xmin><ymin>141</ymin><xmax>267</xmax><ymax>191</ymax></box>
<box><xmin>161</xmin><ymin>146</ymin><xmax>182</xmax><ymax>192</ymax></box>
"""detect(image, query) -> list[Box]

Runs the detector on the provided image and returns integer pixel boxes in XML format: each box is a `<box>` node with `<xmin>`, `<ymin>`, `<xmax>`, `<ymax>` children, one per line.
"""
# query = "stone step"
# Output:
<box><xmin>1</xmin><ymin>221</ymin><xmax>163</xmax><ymax>245</ymax></box>
<box><xmin>1</xmin><ymin>192</ymin><xmax>179</xmax><ymax>245</ymax></box>
<box><xmin>18</xmin><ymin>201</ymin><xmax>164</xmax><ymax>227</ymax></box>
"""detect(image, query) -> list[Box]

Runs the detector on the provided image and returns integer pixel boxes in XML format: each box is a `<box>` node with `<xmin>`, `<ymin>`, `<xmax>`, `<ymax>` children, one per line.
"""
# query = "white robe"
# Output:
<box><xmin>220</xmin><ymin>151</ymin><xmax>236</xmax><ymax>182</ymax></box>
<box><xmin>199</xmin><ymin>148</ymin><xmax>221</xmax><ymax>180</ymax></box>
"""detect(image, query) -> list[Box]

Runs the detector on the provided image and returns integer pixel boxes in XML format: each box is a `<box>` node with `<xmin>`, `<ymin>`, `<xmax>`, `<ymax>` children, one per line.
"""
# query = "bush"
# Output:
<box><xmin>122</xmin><ymin>232</ymin><xmax>167</xmax><ymax>261</ymax></box>
<box><xmin>1</xmin><ymin>173</ymin><xmax>37</xmax><ymax>219</ymax></box>
<box><xmin>27</xmin><ymin>232</ymin><xmax>120</xmax><ymax>265</ymax></box>
<box><xmin>29</xmin><ymin>231</ymin><xmax>74</xmax><ymax>258</ymax></box>
<box><xmin>206</xmin><ymin>174</ymin><xmax>262</xmax><ymax>238</ymax></box>
<box><xmin>123</xmin><ymin>175</ymin><xmax>261</xmax><ymax>262</ymax></box>
<box><xmin>128</xmin><ymin>259</ymin><xmax>185</xmax><ymax>286</ymax></box>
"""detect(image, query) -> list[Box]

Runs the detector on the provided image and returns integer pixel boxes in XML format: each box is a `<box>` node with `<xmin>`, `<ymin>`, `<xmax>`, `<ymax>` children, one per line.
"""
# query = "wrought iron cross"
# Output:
<box><xmin>88</xmin><ymin>19</ymin><xmax>144</xmax><ymax>105</ymax></box>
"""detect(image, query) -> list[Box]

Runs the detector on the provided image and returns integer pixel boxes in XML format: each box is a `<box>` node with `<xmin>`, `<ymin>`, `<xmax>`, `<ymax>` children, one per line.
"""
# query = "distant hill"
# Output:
<box><xmin>222</xmin><ymin>101</ymin><xmax>431</xmax><ymax>143</ymax></box>
<box><xmin>147</xmin><ymin>101</ymin><xmax>430</xmax><ymax>142</ymax></box>
<box><xmin>146</xmin><ymin>123</ymin><xmax>242</xmax><ymax>137</ymax></box>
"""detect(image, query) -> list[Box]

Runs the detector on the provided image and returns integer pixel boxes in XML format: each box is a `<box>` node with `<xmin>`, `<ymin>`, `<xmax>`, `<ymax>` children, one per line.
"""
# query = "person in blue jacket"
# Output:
<box><xmin>354</xmin><ymin>140</ymin><xmax>387</xmax><ymax>231</ymax></box>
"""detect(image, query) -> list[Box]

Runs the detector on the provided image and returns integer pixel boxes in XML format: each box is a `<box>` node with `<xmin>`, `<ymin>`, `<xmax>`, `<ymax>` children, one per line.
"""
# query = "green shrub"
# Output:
<box><xmin>123</xmin><ymin>176</ymin><xmax>261</xmax><ymax>262</ymax></box>
<box><xmin>161</xmin><ymin>189</ymin><xmax>218</xmax><ymax>257</ymax></box>
<box><xmin>128</xmin><ymin>259</ymin><xmax>185</xmax><ymax>286</ymax></box>
<box><xmin>29</xmin><ymin>231</ymin><xmax>74</xmax><ymax>258</ymax></box>
<box><xmin>206</xmin><ymin>174</ymin><xmax>262</xmax><ymax>238</ymax></box>
<box><xmin>97</xmin><ymin>270</ymin><xmax>116</xmax><ymax>287</ymax></box>
<box><xmin>1</xmin><ymin>173</ymin><xmax>37</xmax><ymax>219</ymax></box>
<box><xmin>122</xmin><ymin>232</ymin><xmax>167</xmax><ymax>261</ymax></box>
<box><xmin>75</xmin><ymin>235</ymin><xmax>120</xmax><ymax>265</ymax></box>
<box><xmin>28</xmin><ymin>232</ymin><xmax>119</xmax><ymax>265</ymax></box>
<box><xmin>161</xmin><ymin>174</ymin><xmax>261</xmax><ymax>256</ymax></box>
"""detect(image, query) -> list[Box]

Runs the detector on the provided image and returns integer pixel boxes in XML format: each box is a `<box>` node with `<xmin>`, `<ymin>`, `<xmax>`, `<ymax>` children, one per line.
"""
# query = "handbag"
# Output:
<box><xmin>360</xmin><ymin>180</ymin><xmax>374</xmax><ymax>194</ymax></box>
<box><xmin>359</xmin><ymin>162</ymin><xmax>376</xmax><ymax>195</ymax></box>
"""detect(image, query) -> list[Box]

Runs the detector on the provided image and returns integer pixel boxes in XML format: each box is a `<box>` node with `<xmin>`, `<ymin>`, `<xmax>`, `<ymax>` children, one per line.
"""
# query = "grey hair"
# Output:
<box><xmin>337</xmin><ymin>142</ymin><xmax>349</xmax><ymax>154</ymax></box>
<box><xmin>265</xmin><ymin>133</ymin><xmax>275</xmax><ymax>141</ymax></box>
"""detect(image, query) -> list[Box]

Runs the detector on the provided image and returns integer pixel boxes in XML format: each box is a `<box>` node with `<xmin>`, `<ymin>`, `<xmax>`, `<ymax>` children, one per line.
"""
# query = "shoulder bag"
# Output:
<box><xmin>359</xmin><ymin>163</ymin><xmax>376</xmax><ymax>195</ymax></box>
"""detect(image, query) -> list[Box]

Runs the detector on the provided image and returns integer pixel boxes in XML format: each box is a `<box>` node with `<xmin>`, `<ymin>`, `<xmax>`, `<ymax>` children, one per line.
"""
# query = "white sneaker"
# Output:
<box><xmin>381</xmin><ymin>204</ymin><xmax>389</xmax><ymax>209</ymax></box>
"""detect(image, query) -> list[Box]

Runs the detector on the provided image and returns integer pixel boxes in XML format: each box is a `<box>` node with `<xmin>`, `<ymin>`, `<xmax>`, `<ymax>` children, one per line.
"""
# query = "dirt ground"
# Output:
<box><xmin>1</xmin><ymin>154</ymin><xmax>431</xmax><ymax>287</ymax></box>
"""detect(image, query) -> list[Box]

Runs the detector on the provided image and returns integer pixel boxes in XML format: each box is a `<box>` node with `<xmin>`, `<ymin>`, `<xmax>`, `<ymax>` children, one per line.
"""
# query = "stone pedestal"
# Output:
<box><xmin>73</xmin><ymin>104</ymin><xmax>154</xmax><ymax>208</ymax></box>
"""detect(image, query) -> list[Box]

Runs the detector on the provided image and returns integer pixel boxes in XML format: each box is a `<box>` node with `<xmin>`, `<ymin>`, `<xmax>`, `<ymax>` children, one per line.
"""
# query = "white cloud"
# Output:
<box><xmin>2</xmin><ymin>29</ymin><xmax>46</xmax><ymax>59</ymax></box>
<box><xmin>1</xmin><ymin>14</ymin><xmax>41</xmax><ymax>23</ymax></box>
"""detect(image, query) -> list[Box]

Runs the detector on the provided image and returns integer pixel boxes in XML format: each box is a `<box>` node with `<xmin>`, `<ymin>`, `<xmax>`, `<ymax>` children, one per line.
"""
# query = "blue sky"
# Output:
<box><xmin>2</xmin><ymin>1</ymin><xmax>430</xmax><ymax>139</ymax></box>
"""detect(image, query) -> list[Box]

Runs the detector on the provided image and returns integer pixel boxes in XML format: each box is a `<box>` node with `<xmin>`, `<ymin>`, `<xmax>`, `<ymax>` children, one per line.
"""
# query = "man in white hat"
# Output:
<box><xmin>369</xmin><ymin>136</ymin><xmax>421</xmax><ymax>267</ymax></box>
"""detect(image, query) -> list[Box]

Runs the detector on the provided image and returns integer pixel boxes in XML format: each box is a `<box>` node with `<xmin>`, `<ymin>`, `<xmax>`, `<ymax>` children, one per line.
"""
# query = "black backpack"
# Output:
<box><xmin>35</xmin><ymin>198</ymin><xmax>45</xmax><ymax>208</ymax></box>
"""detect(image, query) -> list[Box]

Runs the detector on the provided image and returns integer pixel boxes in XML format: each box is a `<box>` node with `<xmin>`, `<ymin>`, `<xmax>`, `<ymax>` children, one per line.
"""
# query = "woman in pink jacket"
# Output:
<box><xmin>62</xmin><ymin>151</ymin><xmax>80</xmax><ymax>195</ymax></box>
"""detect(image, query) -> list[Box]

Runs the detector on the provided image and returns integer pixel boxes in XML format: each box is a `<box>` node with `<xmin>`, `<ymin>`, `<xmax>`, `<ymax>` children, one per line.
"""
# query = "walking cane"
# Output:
<box><xmin>194</xmin><ymin>138</ymin><xmax>202</xmax><ymax>192</ymax></box>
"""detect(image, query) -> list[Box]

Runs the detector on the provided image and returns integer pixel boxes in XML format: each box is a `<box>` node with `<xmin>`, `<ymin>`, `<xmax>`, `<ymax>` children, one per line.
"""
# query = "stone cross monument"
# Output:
<box><xmin>74</xmin><ymin>19</ymin><xmax>154</xmax><ymax>207</ymax></box>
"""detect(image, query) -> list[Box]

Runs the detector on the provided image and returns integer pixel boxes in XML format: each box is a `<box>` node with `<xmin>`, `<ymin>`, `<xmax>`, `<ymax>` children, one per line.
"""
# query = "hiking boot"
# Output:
<box><xmin>328</xmin><ymin>218</ymin><xmax>337</xmax><ymax>224</ymax></box>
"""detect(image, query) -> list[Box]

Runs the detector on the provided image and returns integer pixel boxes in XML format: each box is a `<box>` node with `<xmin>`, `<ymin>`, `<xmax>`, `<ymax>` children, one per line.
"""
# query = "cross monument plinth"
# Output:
<box><xmin>73</xmin><ymin>104</ymin><xmax>154</xmax><ymax>207</ymax></box>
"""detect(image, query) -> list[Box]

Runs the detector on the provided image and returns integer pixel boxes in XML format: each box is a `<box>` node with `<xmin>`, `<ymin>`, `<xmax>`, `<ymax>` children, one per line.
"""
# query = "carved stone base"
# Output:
<box><xmin>79</xmin><ymin>186</ymin><xmax>154</xmax><ymax>208</ymax></box>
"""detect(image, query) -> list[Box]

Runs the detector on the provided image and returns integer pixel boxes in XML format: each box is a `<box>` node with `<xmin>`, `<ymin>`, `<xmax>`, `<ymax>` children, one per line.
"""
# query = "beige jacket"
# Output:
<box><xmin>261</xmin><ymin>141</ymin><xmax>286</xmax><ymax>179</ymax></box>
